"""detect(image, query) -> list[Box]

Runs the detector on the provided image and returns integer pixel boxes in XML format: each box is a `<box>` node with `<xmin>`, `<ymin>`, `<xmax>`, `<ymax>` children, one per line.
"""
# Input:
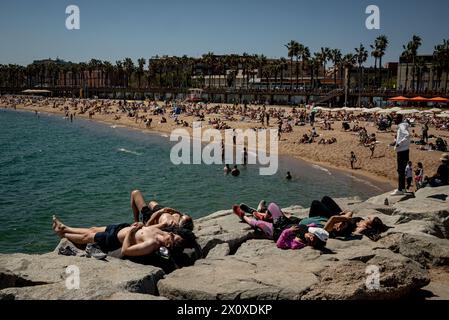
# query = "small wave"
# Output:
<box><xmin>117</xmin><ymin>148</ymin><xmax>142</xmax><ymax>156</ymax></box>
<box><xmin>110</xmin><ymin>125</ymin><xmax>125</xmax><ymax>129</ymax></box>
<box><xmin>312</xmin><ymin>164</ymin><xmax>332</xmax><ymax>175</ymax></box>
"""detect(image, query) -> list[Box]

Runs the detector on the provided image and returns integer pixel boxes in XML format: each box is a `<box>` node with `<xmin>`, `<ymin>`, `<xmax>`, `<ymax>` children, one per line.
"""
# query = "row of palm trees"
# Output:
<box><xmin>400</xmin><ymin>37</ymin><xmax>449</xmax><ymax>92</ymax></box>
<box><xmin>0</xmin><ymin>36</ymin><xmax>448</xmax><ymax>94</ymax></box>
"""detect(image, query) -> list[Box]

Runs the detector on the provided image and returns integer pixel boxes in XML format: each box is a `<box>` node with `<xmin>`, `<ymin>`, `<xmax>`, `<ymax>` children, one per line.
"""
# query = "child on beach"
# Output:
<box><xmin>405</xmin><ymin>161</ymin><xmax>413</xmax><ymax>191</ymax></box>
<box><xmin>350</xmin><ymin>151</ymin><xmax>357</xmax><ymax>170</ymax></box>
<box><xmin>414</xmin><ymin>162</ymin><xmax>424</xmax><ymax>191</ymax></box>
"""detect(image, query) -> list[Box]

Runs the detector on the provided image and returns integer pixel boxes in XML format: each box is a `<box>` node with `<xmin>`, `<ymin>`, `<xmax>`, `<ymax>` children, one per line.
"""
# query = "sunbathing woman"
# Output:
<box><xmin>234</xmin><ymin>196</ymin><xmax>389</xmax><ymax>242</ymax></box>
<box><xmin>130</xmin><ymin>190</ymin><xmax>194</xmax><ymax>230</ymax></box>
<box><xmin>233</xmin><ymin>202</ymin><xmax>329</xmax><ymax>250</ymax></box>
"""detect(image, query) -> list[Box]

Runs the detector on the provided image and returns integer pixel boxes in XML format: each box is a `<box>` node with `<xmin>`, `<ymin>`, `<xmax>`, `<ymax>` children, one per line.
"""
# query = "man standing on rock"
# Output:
<box><xmin>391</xmin><ymin>114</ymin><xmax>411</xmax><ymax>196</ymax></box>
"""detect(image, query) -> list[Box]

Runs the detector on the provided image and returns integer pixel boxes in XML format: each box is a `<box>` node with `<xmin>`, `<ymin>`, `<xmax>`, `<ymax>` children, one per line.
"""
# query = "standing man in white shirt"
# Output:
<box><xmin>391</xmin><ymin>114</ymin><xmax>411</xmax><ymax>196</ymax></box>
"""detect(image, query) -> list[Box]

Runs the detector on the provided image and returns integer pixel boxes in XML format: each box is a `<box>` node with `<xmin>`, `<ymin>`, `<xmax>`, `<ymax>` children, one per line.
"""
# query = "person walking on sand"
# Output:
<box><xmin>391</xmin><ymin>114</ymin><xmax>411</xmax><ymax>196</ymax></box>
<box><xmin>350</xmin><ymin>151</ymin><xmax>357</xmax><ymax>170</ymax></box>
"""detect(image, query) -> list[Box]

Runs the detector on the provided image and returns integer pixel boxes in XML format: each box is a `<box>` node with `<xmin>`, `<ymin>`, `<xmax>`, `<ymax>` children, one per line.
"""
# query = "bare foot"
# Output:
<box><xmin>52</xmin><ymin>215</ymin><xmax>65</xmax><ymax>236</ymax></box>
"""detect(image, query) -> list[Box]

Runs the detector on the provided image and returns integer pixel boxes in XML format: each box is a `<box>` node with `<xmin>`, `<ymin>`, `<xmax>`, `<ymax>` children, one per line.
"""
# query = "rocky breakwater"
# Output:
<box><xmin>1</xmin><ymin>186</ymin><xmax>449</xmax><ymax>300</ymax></box>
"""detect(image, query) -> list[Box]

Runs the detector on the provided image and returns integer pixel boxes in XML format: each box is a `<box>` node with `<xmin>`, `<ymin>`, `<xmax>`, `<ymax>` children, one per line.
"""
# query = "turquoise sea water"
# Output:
<box><xmin>0</xmin><ymin>108</ymin><xmax>390</xmax><ymax>254</ymax></box>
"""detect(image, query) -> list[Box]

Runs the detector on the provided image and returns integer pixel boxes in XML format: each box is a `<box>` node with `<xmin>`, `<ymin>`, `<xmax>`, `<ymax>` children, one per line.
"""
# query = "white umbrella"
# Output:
<box><xmin>330</xmin><ymin>108</ymin><xmax>343</xmax><ymax>112</ymax></box>
<box><xmin>390</xmin><ymin>107</ymin><xmax>402</xmax><ymax>112</ymax></box>
<box><xmin>429</xmin><ymin>108</ymin><xmax>443</xmax><ymax>113</ymax></box>
<box><xmin>397</xmin><ymin>109</ymin><xmax>419</xmax><ymax>115</ymax></box>
<box><xmin>377</xmin><ymin>109</ymin><xmax>395</xmax><ymax>114</ymax></box>
<box><xmin>436</xmin><ymin>113</ymin><xmax>449</xmax><ymax>118</ymax></box>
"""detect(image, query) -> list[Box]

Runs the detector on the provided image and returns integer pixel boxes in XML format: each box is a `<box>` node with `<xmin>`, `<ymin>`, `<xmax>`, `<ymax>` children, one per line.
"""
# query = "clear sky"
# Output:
<box><xmin>0</xmin><ymin>0</ymin><xmax>448</xmax><ymax>66</ymax></box>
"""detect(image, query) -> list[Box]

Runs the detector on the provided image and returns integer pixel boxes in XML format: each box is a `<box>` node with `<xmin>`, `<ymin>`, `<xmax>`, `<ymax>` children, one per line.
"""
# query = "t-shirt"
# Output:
<box><xmin>299</xmin><ymin>216</ymin><xmax>328</xmax><ymax>228</ymax></box>
<box><xmin>405</xmin><ymin>165</ymin><xmax>413</xmax><ymax>179</ymax></box>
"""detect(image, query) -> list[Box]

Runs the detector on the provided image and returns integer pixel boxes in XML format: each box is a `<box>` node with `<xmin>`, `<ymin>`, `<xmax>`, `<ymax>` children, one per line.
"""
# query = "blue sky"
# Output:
<box><xmin>0</xmin><ymin>0</ymin><xmax>448</xmax><ymax>65</ymax></box>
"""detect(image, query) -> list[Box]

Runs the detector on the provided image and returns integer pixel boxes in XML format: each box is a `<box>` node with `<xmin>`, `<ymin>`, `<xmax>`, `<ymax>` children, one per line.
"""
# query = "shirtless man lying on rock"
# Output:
<box><xmin>52</xmin><ymin>215</ymin><xmax>196</xmax><ymax>257</ymax></box>
<box><xmin>130</xmin><ymin>189</ymin><xmax>194</xmax><ymax>231</ymax></box>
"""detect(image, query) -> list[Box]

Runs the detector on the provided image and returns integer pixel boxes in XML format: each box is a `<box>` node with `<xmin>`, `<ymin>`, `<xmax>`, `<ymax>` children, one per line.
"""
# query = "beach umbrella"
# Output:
<box><xmin>369</xmin><ymin>107</ymin><xmax>382</xmax><ymax>113</ymax></box>
<box><xmin>397</xmin><ymin>109</ymin><xmax>420</xmax><ymax>115</ymax></box>
<box><xmin>388</xmin><ymin>96</ymin><xmax>410</xmax><ymax>102</ymax></box>
<box><xmin>424</xmin><ymin>108</ymin><xmax>443</xmax><ymax>113</ymax></box>
<box><xmin>389</xmin><ymin>107</ymin><xmax>402</xmax><ymax>112</ymax></box>
<box><xmin>409</xmin><ymin>96</ymin><xmax>430</xmax><ymax>102</ymax></box>
<box><xmin>436</xmin><ymin>113</ymin><xmax>449</xmax><ymax>118</ymax></box>
<box><xmin>429</xmin><ymin>97</ymin><xmax>449</xmax><ymax>103</ymax></box>
<box><xmin>377</xmin><ymin>109</ymin><xmax>395</xmax><ymax>114</ymax></box>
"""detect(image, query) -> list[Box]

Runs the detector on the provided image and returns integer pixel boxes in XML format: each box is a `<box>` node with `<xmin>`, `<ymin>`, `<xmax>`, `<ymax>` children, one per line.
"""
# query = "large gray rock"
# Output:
<box><xmin>194</xmin><ymin>210</ymin><xmax>256</xmax><ymax>257</ymax></box>
<box><xmin>392</xmin><ymin>186</ymin><xmax>449</xmax><ymax>239</ymax></box>
<box><xmin>0</xmin><ymin>252</ymin><xmax>165</xmax><ymax>300</ymax></box>
<box><xmin>158</xmin><ymin>238</ymin><xmax>430</xmax><ymax>300</ymax></box>
<box><xmin>303</xmin><ymin>249</ymin><xmax>430</xmax><ymax>300</ymax></box>
<box><xmin>378</xmin><ymin>233</ymin><xmax>449</xmax><ymax>267</ymax></box>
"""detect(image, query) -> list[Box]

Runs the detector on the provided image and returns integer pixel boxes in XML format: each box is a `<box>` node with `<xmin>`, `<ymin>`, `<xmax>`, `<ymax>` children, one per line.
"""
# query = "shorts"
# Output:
<box><xmin>94</xmin><ymin>223</ymin><xmax>130</xmax><ymax>253</ymax></box>
<box><xmin>141</xmin><ymin>204</ymin><xmax>164</xmax><ymax>224</ymax></box>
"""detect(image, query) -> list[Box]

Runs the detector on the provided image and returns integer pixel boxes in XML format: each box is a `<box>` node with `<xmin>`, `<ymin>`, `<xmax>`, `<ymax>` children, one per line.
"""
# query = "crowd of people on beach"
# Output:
<box><xmin>1</xmin><ymin>94</ymin><xmax>448</xmax><ymax>270</ymax></box>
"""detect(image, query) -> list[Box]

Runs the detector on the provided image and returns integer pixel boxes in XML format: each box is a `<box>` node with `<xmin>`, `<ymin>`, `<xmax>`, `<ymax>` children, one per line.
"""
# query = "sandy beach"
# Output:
<box><xmin>2</xmin><ymin>96</ymin><xmax>448</xmax><ymax>188</ymax></box>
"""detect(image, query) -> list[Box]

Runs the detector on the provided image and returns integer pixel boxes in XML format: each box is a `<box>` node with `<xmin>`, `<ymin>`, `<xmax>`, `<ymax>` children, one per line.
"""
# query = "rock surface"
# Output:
<box><xmin>2</xmin><ymin>186</ymin><xmax>449</xmax><ymax>300</ymax></box>
<box><xmin>0</xmin><ymin>250</ymin><xmax>164</xmax><ymax>300</ymax></box>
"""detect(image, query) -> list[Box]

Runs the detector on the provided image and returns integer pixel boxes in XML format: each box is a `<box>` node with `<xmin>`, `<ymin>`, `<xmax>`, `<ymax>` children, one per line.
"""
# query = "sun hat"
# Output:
<box><xmin>308</xmin><ymin>227</ymin><xmax>329</xmax><ymax>242</ymax></box>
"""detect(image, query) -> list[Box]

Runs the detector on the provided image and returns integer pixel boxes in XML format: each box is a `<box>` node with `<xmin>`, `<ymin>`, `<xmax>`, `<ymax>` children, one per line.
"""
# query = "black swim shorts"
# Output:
<box><xmin>94</xmin><ymin>223</ymin><xmax>130</xmax><ymax>253</ymax></box>
<box><xmin>141</xmin><ymin>204</ymin><xmax>164</xmax><ymax>224</ymax></box>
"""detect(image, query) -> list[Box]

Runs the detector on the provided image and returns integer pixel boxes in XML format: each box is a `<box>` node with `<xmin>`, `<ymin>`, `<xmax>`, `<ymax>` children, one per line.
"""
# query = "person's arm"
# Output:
<box><xmin>146</xmin><ymin>208</ymin><xmax>181</xmax><ymax>227</ymax></box>
<box><xmin>121</xmin><ymin>238</ymin><xmax>159</xmax><ymax>257</ymax></box>
<box><xmin>324</xmin><ymin>216</ymin><xmax>351</xmax><ymax>233</ymax></box>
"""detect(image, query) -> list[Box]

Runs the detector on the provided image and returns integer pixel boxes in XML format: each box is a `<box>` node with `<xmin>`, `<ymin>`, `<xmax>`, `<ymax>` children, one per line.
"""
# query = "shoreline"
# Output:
<box><xmin>3</xmin><ymin>104</ymin><xmax>395</xmax><ymax>191</ymax></box>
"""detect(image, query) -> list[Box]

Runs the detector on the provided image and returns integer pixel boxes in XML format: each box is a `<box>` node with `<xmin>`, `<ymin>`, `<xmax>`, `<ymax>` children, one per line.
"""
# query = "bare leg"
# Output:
<box><xmin>131</xmin><ymin>190</ymin><xmax>147</xmax><ymax>222</ymax></box>
<box><xmin>63</xmin><ymin>232</ymin><xmax>96</xmax><ymax>245</ymax></box>
<box><xmin>52</xmin><ymin>216</ymin><xmax>105</xmax><ymax>237</ymax></box>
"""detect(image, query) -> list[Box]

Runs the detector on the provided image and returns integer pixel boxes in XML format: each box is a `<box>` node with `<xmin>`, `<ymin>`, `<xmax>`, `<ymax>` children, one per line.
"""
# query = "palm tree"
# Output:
<box><xmin>311</xmin><ymin>53</ymin><xmax>322</xmax><ymax>89</ymax></box>
<box><xmin>285</xmin><ymin>40</ymin><xmax>299</xmax><ymax>90</ymax></box>
<box><xmin>355</xmin><ymin>44</ymin><xmax>368</xmax><ymax>106</ymax></box>
<box><xmin>370</xmin><ymin>42</ymin><xmax>380</xmax><ymax>88</ymax></box>
<box><xmin>401</xmin><ymin>45</ymin><xmax>412</xmax><ymax>92</ymax></box>
<box><xmin>301</xmin><ymin>47</ymin><xmax>310</xmax><ymax>89</ymax></box>
<box><xmin>408</xmin><ymin>35</ymin><xmax>423</xmax><ymax>92</ymax></box>
<box><xmin>123</xmin><ymin>58</ymin><xmax>135</xmax><ymax>88</ymax></box>
<box><xmin>295</xmin><ymin>43</ymin><xmax>305</xmax><ymax>90</ymax></box>
<box><xmin>342</xmin><ymin>53</ymin><xmax>356</xmax><ymax>106</ymax></box>
<box><xmin>103</xmin><ymin>61</ymin><xmax>113</xmax><ymax>87</ymax></box>
<box><xmin>433</xmin><ymin>39</ymin><xmax>449</xmax><ymax>93</ymax></box>
<box><xmin>202</xmin><ymin>52</ymin><xmax>215</xmax><ymax>89</ymax></box>
<box><xmin>330</xmin><ymin>49</ymin><xmax>342</xmax><ymax>87</ymax></box>
<box><xmin>376</xmin><ymin>35</ymin><xmax>389</xmax><ymax>87</ymax></box>
<box><xmin>136</xmin><ymin>58</ymin><xmax>146</xmax><ymax>88</ymax></box>
<box><xmin>320</xmin><ymin>47</ymin><xmax>331</xmax><ymax>81</ymax></box>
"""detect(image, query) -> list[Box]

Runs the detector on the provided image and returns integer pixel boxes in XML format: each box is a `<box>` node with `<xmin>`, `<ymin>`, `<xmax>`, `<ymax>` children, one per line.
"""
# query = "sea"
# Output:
<box><xmin>0</xmin><ymin>108</ymin><xmax>391</xmax><ymax>253</ymax></box>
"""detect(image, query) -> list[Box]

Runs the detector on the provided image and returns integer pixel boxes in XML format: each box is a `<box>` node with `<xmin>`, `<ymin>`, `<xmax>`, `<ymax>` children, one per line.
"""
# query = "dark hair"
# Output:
<box><xmin>162</xmin><ymin>226</ymin><xmax>197</xmax><ymax>249</ymax></box>
<box><xmin>179</xmin><ymin>215</ymin><xmax>194</xmax><ymax>231</ymax></box>
<box><xmin>360</xmin><ymin>217</ymin><xmax>390</xmax><ymax>242</ymax></box>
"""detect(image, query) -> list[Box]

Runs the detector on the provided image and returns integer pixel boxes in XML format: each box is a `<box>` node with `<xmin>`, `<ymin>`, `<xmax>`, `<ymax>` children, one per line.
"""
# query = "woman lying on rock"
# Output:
<box><xmin>233</xmin><ymin>196</ymin><xmax>389</xmax><ymax>243</ymax></box>
<box><xmin>51</xmin><ymin>215</ymin><xmax>196</xmax><ymax>257</ymax></box>
<box><xmin>130</xmin><ymin>190</ymin><xmax>194</xmax><ymax>231</ymax></box>
<box><xmin>233</xmin><ymin>202</ymin><xmax>329</xmax><ymax>250</ymax></box>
